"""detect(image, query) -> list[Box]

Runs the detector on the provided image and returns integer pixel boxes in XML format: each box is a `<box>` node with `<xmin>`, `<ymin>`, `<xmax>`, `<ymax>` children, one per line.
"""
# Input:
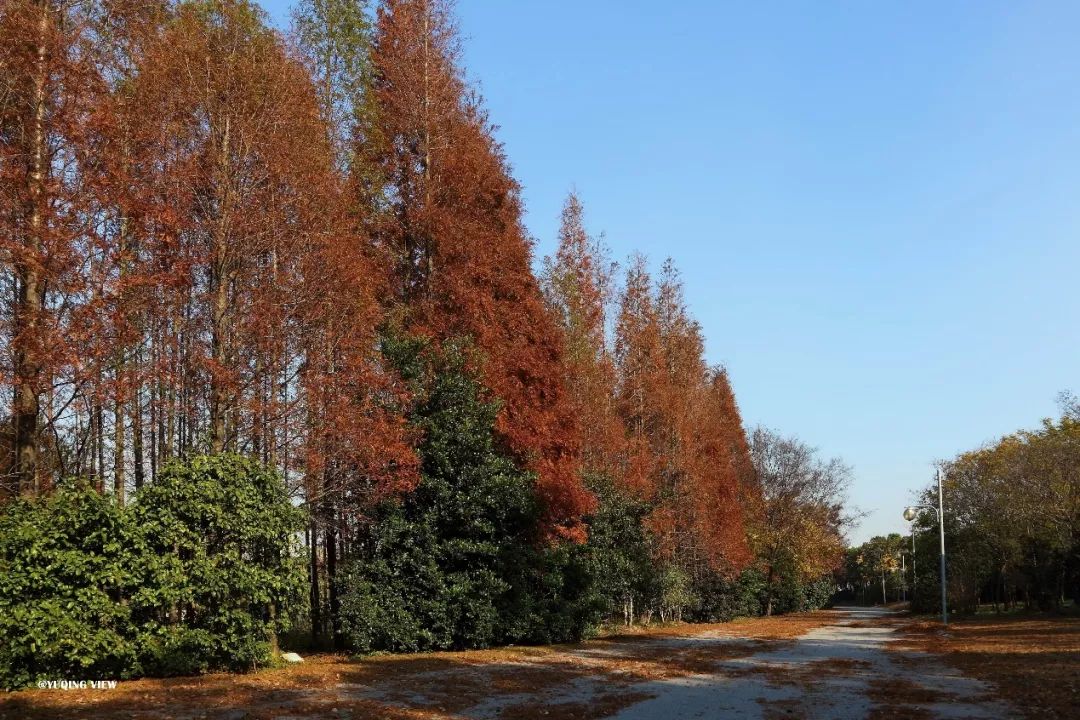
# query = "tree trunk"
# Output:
<box><xmin>96</xmin><ymin>401</ymin><xmax>106</xmax><ymax>492</ymax></box>
<box><xmin>91</xmin><ymin>399</ymin><xmax>104</xmax><ymax>493</ymax></box>
<box><xmin>309</xmin><ymin>522</ymin><xmax>321</xmax><ymax>644</ymax></box>
<box><xmin>764</xmin><ymin>566</ymin><xmax>775</xmax><ymax>616</ymax></box>
<box><xmin>209</xmin><ymin>117</ymin><xmax>232</xmax><ymax>454</ymax></box>
<box><xmin>132</xmin><ymin>368</ymin><xmax>145</xmax><ymax>491</ymax></box>
<box><xmin>326</xmin><ymin>520</ymin><xmax>342</xmax><ymax>650</ymax></box>
<box><xmin>114</xmin><ymin>391</ymin><xmax>126</xmax><ymax>506</ymax></box>
<box><xmin>13</xmin><ymin>0</ymin><xmax>51</xmax><ymax>497</ymax></box>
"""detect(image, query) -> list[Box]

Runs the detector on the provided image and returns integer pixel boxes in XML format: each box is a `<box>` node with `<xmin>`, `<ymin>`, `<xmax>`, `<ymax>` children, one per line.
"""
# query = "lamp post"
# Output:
<box><xmin>910</xmin><ymin>529</ymin><xmax>916</xmax><ymax>592</ymax></box>
<box><xmin>900</xmin><ymin>550</ymin><xmax>906</xmax><ymax>602</ymax></box>
<box><xmin>904</xmin><ymin>467</ymin><xmax>948</xmax><ymax>626</ymax></box>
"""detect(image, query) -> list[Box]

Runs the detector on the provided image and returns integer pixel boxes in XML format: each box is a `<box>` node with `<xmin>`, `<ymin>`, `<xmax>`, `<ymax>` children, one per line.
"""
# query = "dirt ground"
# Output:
<box><xmin>892</xmin><ymin>612</ymin><xmax>1080</xmax><ymax>720</ymax></box>
<box><xmin>0</xmin><ymin>613</ymin><xmax>835</xmax><ymax>720</ymax></box>
<box><xmin>2</xmin><ymin>608</ymin><xmax>1070</xmax><ymax>719</ymax></box>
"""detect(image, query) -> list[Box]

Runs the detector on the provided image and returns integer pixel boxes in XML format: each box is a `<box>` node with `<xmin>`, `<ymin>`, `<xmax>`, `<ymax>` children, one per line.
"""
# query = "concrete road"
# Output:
<box><xmin>606</xmin><ymin>607</ymin><xmax>1011</xmax><ymax>719</ymax></box>
<box><xmin>327</xmin><ymin>606</ymin><xmax>1014</xmax><ymax>719</ymax></box>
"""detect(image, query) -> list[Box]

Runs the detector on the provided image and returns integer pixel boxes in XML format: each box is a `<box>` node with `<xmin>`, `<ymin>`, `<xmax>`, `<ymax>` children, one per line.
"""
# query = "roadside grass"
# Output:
<box><xmin>894</xmin><ymin>611</ymin><xmax>1080</xmax><ymax>720</ymax></box>
<box><xmin>0</xmin><ymin>611</ymin><xmax>837</xmax><ymax>720</ymax></box>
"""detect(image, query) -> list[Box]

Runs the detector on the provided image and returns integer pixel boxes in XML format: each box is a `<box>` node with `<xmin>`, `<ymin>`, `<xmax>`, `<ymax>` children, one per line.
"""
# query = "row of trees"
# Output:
<box><xmin>1</xmin><ymin>0</ymin><xmax>854</xmax><ymax>674</ymax></box>
<box><xmin>840</xmin><ymin>395</ymin><xmax>1079</xmax><ymax>614</ymax></box>
<box><xmin>908</xmin><ymin>398</ymin><xmax>1080</xmax><ymax>614</ymax></box>
<box><xmin>841</xmin><ymin>533</ymin><xmax>908</xmax><ymax>606</ymax></box>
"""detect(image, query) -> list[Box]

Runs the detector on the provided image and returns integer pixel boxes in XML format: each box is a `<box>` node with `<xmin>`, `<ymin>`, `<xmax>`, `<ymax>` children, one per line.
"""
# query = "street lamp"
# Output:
<box><xmin>903</xmin><ymin>467</ymin><xmax>948</xmax><ymax>626</ymax></box>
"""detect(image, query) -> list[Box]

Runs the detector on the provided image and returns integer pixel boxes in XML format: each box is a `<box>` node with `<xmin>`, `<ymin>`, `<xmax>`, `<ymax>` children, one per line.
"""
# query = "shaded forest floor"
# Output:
<box><xmin>892</xmin><ymin>611</ymin><xmax>1080</xmax><ymax>719</ymax></box>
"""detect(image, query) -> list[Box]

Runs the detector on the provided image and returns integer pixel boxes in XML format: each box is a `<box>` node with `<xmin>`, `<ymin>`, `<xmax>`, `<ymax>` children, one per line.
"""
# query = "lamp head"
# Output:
<box><xmin>903</xmin><ymin>507</ymin><xmax>918</xmax><ymax>522</ymax></box>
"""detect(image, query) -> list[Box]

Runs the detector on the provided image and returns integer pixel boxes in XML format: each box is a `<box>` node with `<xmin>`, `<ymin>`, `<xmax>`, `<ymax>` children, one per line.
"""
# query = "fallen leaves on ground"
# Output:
<box><xmin>893</xmin><ymin>612</ymin><xmax>1080</xmax><ymax>720</ymax></box>
<box><xmin>0</xmin><ymin>612</ymin><xmax>838</xmax><ymax>720</ymax></box>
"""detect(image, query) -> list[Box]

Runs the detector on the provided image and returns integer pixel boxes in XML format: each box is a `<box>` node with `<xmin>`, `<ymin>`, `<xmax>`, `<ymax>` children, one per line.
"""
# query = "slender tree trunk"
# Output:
<box><xmin>95</xmin><ymin>400</ymin><xmax>105</xmax><ymax>493</ymax></box>
<box><xmin>309</xmin><ymin>522</ymin><xmax>321</xmax><ymax>645</ymax></box>
<box><xmin>149</xmin><ymin>329</ymin><xmax>159</xmax><ymax>482</ymax></box>
<box><xmin>764</xmin><ymin>566</ymin><xmax>775</xmax><ymax>616</ymax></box>
<box><xmin>252</xmin><ymin>354</ymin><xmax>264</xmax><ymax>461</ymax></box>
<box><xmin>165</xmin><ymin>336</ymin><xmax>176</xmax><ymax>458</ymax></box>
<box><xmin>210</xmin><ymin>117</ymin><xmax>232</xmax><ymax>454</ymax></box>
<box><xmin>132</xmin><ymin>373</ymin><xmax>144</xmax><ymax>491</ymax></box>
<box><xmin>326</xmin><ymin>519</ymin><xmax>341</xmax><ymax>649</ymax></box>
<box><xmin>114</xmin><ymin>390</ymin><xmax>125</xmax><ymax>506</ymax></box>
<box><xmin>13</xmin><ymin>0</ymin><xmax>51</xmax><ymax>497</ymax></box>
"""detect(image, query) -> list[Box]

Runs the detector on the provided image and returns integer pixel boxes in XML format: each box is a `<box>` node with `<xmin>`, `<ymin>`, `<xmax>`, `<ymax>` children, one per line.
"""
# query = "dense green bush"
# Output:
<box><xmin>0</xmin><ymin>482</ymin><xmax>141</xmax><ymax>689</ymax></box>
<box><xmin>132</xmin><ymin>455</ymin><xmax>306</xmax><ymax>673</ymax></box>
<box><xmin>0</xmin><ymin>455</ymin><xmax>304</xmax><ymax>689</ymax></box>
<box><xmin>780</xmin><ymin>576</ymin><xmax>835</xmax><ymax>613</ymax></box>
<box><xmin>583</xmin><ymin>475</ymin><xmax>657</xmax><ymax>624</ymax></box>
<box><xmin>500</xmin><ymin>540</ymin><xmax>604</xmax><ymax>645</ymax></box>
<box><xmin>691</xmin><ymin>568</ymin><xmax>767</xmax><ymax>622</ymax></box>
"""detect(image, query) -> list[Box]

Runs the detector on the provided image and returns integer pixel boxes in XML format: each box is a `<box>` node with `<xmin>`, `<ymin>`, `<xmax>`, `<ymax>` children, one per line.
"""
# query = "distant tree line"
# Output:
<box><xmin>913</xmin><ymin>399</ymin><xmax>1080</xmax><ymax>614</ymax></box>
<box><xmin>840</xmin><ymin>533</ymin><xmax>908</xmax><ymax>606</ymax></box>
<box><xmin>840</xmin><ymin>396</ymin><xmax>1080</xmax><ymax>614</ymax></box>
<box><xmin>0</xmin><ymin>0</ymin><xmax>852</xmax><ymax>688</ymax></box>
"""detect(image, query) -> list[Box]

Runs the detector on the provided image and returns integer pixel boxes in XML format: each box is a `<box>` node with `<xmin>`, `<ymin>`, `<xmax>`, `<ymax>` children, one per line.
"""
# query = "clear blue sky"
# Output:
<box><xmin>261</xmin><ymin>1</ymin><xmax>1080</xmax><ymax>544</ymax></box>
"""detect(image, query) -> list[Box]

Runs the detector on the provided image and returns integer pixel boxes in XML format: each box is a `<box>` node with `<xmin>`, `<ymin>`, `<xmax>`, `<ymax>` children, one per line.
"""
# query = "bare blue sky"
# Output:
<box><xmin>261</xmin><ymin>1</ymin><xmax>1080</xmax><ymax>543</ymax></box>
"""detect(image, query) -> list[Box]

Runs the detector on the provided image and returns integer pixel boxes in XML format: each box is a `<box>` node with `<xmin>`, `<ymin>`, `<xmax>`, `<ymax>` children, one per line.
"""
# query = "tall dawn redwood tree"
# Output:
<box><xmin>117</xmin><ymin>0</ymin><xmax>417</xmax><ymax>511</ymax></box>
<box><xmin>122</xmin><ymin>0</ymin><xmax>330</xmax><ymax>459</ymax></box>
<box><xmin>614</xmin><ymin>256</ymin><xmax>751</xmax><ymax>575</ymax></box>
<box><xmin>361</xmin><ymin>0</ymin><xmax>593</xmax><ymax>539</ymax></box>
<box><xmin>541</xmin><ymin>193</ymin><xmax>624</xmax><ymax>482</ymax></box>
<box><xmin>0</xmin><ymin>0</ymin><xmax>105</xmax><ymax>496</ymax></box>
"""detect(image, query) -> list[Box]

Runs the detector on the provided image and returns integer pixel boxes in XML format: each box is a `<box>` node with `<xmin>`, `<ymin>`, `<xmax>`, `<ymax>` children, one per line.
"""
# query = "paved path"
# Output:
<box><xmin>604</xmin><ymin>607</ymin><xmax>1011</xmax><ymax>719</ymax></box>
<box><xmin>324</xmin><ymin>606</ymin><xmax>1014</xmax><ymax>719</ymax></box>
<box><xmin>3</xmin><ymin>607</ymin><xmax>1017</xmax><ymax>720</ymax></box>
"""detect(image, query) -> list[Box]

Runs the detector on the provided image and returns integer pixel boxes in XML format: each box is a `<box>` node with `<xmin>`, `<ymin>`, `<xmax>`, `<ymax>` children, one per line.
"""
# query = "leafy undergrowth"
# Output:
<box><xmin>893</xmin><ymin>612</ymin><xmax>1080</xmax><ymax>719</ymax></box>
<box><xmin>0</xmin><ymin>612</ymin><xmax>836</xmax><ymax>720</ymax></box>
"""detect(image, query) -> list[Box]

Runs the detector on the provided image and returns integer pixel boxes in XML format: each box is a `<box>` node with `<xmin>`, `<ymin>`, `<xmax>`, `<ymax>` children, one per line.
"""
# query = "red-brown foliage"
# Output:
<box><xmin>119</xmin><ymin>0</ymin><xmax>414</xmax><ymax>499</ymax></box>
<box><xmin>542</xmin><ymin>193</ymin><xmax>625</xmax><ymax>481</ymax></box>
<box><xmin>362</xmin><ymin>0</ymin><xmax>593</xmax><ymax>539</ymax></box>
<box><xmin>1</xmin><ymin>0</ymin><xmax>762</xmax><ymax>590</ymax></box>
<box><xmin>614</xmin><ymin>256</ymin><xmax>750</xmax><ymax>573</ymax></box>
<box><xmin>0</xmin><ymin>0</ymin><xmax>113</xmax><ymax>493</ymax></box>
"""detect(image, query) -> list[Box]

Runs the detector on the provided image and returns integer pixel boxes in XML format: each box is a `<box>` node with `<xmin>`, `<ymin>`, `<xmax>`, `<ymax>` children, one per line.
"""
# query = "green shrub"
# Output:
<box><xmin>691</xmin><ymin>568</ymin><xmax>767</xmax><ymax>622</ymax></box>
<box><xmin>0</xmin><ymin>455</ymin><xmax>305</xmax><ymax>689</ymax></box>
<box><xmin>132</xmin><ymin>455</ymin><xmax>307</xmax><ymax>673</ymax></box>
<box><xmin>768</xmin><ymin>573</ymin><xmax>836</xmax><ymax>614</ymax></box>
<box><xmin>0</xmin><ymin>482</ymin><xmax>140</xmax><ymax>690</ymax></box>
<box><xmin>582</xmin><ymin>474</ymin><xmax>656</xmax><ymax>624</ymax></box>
<box><xmin>506</xmin><ymin>541</ymin><xmax>604</xmax><ymax>644</ymax></box>
<box><xmin>135</xmin><ymin>625</ymin><xmax>217</xmax><ymax>677</ymax></box>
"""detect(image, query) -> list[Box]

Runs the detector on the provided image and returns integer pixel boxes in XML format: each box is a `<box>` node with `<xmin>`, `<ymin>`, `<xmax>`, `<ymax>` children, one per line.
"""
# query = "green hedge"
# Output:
<box><xmin>0</xmin><ymin>484</ymin><xmax>140</xmax><ymax>689</ymax></box>
<box><xmin>0</xmin><ymin>455</ymin><xmax>304</xmax><ymax>690</ymax></box>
